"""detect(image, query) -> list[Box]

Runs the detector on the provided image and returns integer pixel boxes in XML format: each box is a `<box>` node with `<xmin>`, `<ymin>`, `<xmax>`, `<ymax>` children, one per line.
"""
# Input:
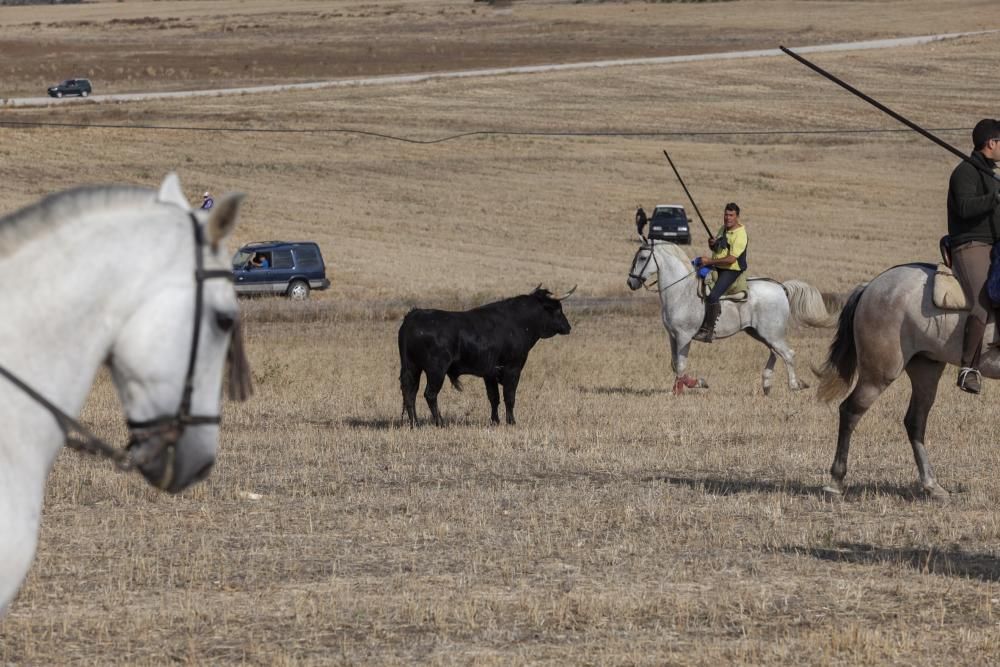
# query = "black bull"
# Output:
<box><xmin>398</xmin><ymin>287</ymin><xmax>574</xmax><ymax>426</ymax></box>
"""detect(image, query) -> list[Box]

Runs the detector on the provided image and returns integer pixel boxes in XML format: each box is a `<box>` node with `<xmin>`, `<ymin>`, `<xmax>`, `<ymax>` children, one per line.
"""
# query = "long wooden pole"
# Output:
<box><xmin>663</xmin><ymin>150</ymin><xmax>714</xmax><ymax>238</ymax></box>
<box><xmin>780</xmin><ymin>45</ymin><xmax>999</xmax><ymax>181</ymax></box>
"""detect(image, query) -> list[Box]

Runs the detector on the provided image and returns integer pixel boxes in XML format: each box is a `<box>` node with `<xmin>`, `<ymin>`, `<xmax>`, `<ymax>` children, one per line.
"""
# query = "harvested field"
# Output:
<box><xmin>3</xmin><ymin>1</ymin><xmax>1000</xmax><ymax>664</ymax></box>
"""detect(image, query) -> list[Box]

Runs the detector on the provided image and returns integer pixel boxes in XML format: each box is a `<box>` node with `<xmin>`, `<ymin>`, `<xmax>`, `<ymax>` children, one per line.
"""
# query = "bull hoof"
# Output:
<box><xmin>822</xmin><ymin>479</ymin><xmax>845</xmax><ymax>496</ymax></box>
<box><xmin>922</xmin><ymin>483</ymin><xmax>950</xmax><ymax>501</ymax></box>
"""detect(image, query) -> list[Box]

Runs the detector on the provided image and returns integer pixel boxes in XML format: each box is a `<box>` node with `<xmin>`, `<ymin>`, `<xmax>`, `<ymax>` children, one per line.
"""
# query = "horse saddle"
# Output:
<box><xmin>932</xmin><ymin>263</ymin><xmax>967</xmax><ymax>310</ymax></box>
<box><xmin>698</xmin><ymin>272</ymin><xmax>749</xmax><ymax>303</ymax></box>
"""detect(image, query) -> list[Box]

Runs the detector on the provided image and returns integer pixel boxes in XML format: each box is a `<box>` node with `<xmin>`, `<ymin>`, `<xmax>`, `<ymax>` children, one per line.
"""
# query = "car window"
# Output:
<box><xmin>293</xmin><ymin>245</ymin><xmax>322</xmax><ymax>270</ymax></box>
<box><xmin>232</xmin><ymin>250</ymin><xmax>253</xmax><ymax>267</ymax></box>
<box><xmin>272</xmin><ymin>249</ymin><xmax>293</xmax><ymax>269</ymax></box>
<box><xmin>653</xmin><ymin>209</ymin><xmax>685</xmax><ymax>221</ymax></box>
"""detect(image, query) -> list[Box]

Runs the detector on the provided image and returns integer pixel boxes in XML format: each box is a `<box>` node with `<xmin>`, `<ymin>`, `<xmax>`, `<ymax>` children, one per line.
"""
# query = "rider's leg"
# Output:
<box><xmin>694</xmin><ymin>270</ymin><xmax>740</xmax><ymax>343</ymax></box>
<box><xmin>951</xmin><ymin>242</ymin><xmax>991</xmax><ymax>394</ymax></box>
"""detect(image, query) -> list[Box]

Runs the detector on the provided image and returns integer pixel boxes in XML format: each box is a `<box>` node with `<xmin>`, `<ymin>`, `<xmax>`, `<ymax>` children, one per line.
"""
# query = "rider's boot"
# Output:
<box><xmin>958</xmin><ymin>314</ymin><xmax>986</xmax><ymax>394</ymax></box>
<box><xmin>693</xmin><ymin>302</ymin><xmax>722</xmax><ymax>343</ymax></box>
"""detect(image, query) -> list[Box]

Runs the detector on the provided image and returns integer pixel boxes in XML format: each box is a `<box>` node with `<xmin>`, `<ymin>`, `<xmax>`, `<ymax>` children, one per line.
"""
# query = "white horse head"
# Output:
<box><xmin>626</xmin><ymin>238</ymin><xmax>692</xmax><ymax>291</ymax></box>
<box><xmin>110</xmin><ymin>174</ymin><xmax>249</xmax><ymax>491</ymax></box>
<box><xmin>0</xmin><ymin>173</ymin><xmax>249</xmax><ymax>612</ymax></box>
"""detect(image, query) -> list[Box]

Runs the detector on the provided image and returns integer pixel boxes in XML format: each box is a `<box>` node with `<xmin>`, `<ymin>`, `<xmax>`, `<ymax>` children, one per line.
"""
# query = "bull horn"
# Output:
<box><xmin>553</xmin><ymin>285</ymin><xmax>577</xmax><ymax>301</ymax></box>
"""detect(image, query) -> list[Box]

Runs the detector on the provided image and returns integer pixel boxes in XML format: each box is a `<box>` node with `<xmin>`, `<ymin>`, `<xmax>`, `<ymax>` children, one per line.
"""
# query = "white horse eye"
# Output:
<box><xmin>215</xmin><ymin>313</ymin><xmax>236</xmax><ymax>332</ymax></box>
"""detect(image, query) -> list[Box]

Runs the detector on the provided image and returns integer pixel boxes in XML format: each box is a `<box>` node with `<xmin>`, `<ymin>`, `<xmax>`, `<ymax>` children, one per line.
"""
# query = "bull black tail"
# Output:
<box><xmin>448</xmin><ymin>371</ymin><xmax>463</xmax><ymax>392</ymax></box>
<box><xmin>398</xmin><ymin>320</ymin><xmax>420</xmax><ymax>424</ymax></box>
<box><xmin>815</xmin><ymin>283</ymin><xmax>867</xmax><ymax>403</ymax></box>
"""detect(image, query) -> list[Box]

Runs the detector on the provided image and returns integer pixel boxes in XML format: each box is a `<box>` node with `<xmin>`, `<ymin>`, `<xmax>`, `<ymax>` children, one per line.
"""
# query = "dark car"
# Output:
<box><xmin>647</xmin><ymin>204</ymin><xmax>691</xmax><ymax>244</ymax></box>
<box><xmin>47</xmin><ymin>78</ymin><xmax>92</xmax><ymax>98</ymax></box>
<box><xmin>232</xmin><ymin>241</ymin><xmax>330</xmax><ymax>300</ymax></box>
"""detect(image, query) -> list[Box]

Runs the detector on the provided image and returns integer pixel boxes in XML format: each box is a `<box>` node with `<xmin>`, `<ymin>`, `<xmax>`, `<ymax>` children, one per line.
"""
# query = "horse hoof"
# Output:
<box><xmin>763</xmin><ymin>386</ymin><xmax>772</xmax><ymax>397</ymax></box>
<box><xmin>923</xmin><ymin>484</ymin><xmax>950</xmax><ymax>501</ymax></box>
<box><xmin>792</xmin><ymin>381</ymin><xmax>810</xmax><ymax>391</ymax></box>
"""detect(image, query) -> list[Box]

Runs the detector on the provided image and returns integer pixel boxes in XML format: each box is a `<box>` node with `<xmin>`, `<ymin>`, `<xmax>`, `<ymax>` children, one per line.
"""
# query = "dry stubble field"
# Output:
<box><xmin>3</xmin><ymin>1</ymin><xmax>1000</xmax><ymax>664</ymax></box>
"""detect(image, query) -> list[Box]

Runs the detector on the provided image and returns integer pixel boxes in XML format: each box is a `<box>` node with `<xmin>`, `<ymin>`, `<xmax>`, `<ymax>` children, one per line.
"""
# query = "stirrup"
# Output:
<box><xmin>693</xmin><ymin>327</ymin><xmax>714</xmax><ymax>343</ymax></box>
<box><xmin>957</xmin><ymin>367</ymin><xmax>982</xmax><ymax>394</ymax></box>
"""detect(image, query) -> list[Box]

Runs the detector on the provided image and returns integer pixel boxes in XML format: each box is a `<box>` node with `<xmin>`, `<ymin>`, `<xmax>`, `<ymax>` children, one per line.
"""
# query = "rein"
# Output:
<box><xmin>630</xmin><ymin>242</ymin><xmax>697</xmax><ymax>293</ymax></box>
<box><xmin>0</xmin><ymin>212</ymin><xmax>242</xmax><ymax>485</ymax></box>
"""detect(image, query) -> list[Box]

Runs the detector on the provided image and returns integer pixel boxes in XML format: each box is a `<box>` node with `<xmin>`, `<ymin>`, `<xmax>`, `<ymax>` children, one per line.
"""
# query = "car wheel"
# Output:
<box><xmin>55</xmin><ymin>91</ymin><xmax>63</xmax><ymax>98</ymax></box>
<box><xmin>287</xmin><ymin>280</ymin><xmax>310</xmax><ymax>300</ymax></box>
<box><xmin>81</xmin><ymin>90</ymin><xmax>88</xmax><ymax>97</ymax></box>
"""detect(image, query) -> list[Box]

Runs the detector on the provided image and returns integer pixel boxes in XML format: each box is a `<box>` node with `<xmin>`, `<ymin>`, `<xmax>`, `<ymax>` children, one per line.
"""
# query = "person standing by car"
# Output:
<box><xmin>948</xmin><ymin>118</ymin><xmax>1000</xmax><ymax>395</ymax></box>
<box><xmin>635</xmin><ymin>206</ymin><xmax>648</xmax><ymax>237</ymax></box>
<box><xmin>201</xmin><ymin>191</ymin><xmax>214</xmax><ymax>210</ymax></box>
<box><xmin>693</xmin><ymin>202</ymin><xmax>747</xmax><ymax>343</ymax></box>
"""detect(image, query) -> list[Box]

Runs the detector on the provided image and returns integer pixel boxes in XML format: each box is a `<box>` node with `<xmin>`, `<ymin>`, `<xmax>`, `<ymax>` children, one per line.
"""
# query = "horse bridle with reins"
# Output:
<box><xmin>629</xmin><ymin>240</ymin><xmax>697</xmax><ymax>292</ymax></box>
<box><xmin>0</xmin><ymin>212</ymin><xmax>236</xmax><ymax>488</ymax></box>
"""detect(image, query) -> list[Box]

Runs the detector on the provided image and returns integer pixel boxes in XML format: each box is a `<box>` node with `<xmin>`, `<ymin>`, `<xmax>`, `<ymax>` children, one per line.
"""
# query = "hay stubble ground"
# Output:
<box><xmin>3</xmin><ymin>1</ymin><xmax>1000</xmax><ymax>664</ymax></box>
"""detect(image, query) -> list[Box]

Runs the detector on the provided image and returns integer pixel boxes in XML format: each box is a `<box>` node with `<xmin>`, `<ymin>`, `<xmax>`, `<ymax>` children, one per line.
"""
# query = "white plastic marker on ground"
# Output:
<box><xmin>3</xmin><ymin>30</ymin><xmax>996</xmax><ymax>108</ymax></box>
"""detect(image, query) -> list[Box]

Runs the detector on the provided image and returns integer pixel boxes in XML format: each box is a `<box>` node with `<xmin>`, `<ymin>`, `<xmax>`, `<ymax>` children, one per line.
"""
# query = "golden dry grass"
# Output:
<box><xmin>4</xmin><ymin>1</ymin><xmax>1000</xmax><ymax>664</ymax></box>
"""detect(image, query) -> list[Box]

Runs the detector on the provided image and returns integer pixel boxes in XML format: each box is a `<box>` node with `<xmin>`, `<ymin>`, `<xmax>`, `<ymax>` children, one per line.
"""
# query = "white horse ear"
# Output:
<box><xmin>155</xmin><ymin>172</ymin><xmax>190</xmax><ymax>209</ymax></box>
<box><xmin>207</xmin><ymin>193</ymin><xmax>245</xmax><ymax>251</ymax></box>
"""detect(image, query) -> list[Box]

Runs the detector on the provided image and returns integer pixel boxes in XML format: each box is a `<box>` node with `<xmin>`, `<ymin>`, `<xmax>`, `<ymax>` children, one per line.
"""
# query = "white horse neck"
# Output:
<box><xmin>0</xmin><ymin>194</ymin><xmax>183</xmax><ymax>609</ymax></box>
<box><xmin>651</xmin><ymin>243</ymin><xmax>697</xmax><ymax>300</ymax></box>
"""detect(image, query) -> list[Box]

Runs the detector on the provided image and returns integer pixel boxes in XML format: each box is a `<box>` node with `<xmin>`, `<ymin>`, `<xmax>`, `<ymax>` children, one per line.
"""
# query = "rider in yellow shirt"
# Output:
<box><xmin>693</xmin><ymin>203</ymin><xmax>748</xmax><ymax>343</ymax></box>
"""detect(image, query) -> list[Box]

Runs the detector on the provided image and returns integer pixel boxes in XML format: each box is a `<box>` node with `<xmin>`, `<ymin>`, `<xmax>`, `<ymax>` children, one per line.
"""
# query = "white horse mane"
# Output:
<box><xmin>648</xmin><ymin>240</ymin><xmax>691</xmax><ymax>266</ymax></box>
<box><xmin>0</xmin><ymin>185</ymin><xmax>153</xmax><ymax>256</ymax></box>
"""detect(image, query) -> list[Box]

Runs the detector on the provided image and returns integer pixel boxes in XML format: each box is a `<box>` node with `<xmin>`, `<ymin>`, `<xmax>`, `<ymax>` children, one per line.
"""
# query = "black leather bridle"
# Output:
<box><xmin>628</xmin><ymin>240</ymin><xmax>697</xmax><ymax>293</ymax></box>
<box><xmin>628</xmin><ymin>241</ymin><xmax>660</xmax><ymax>289</ymax></box>
<box><xmin>0</xmin><ymin>213</ymin><xmax>235</xmax><ymax>488</ymax></box>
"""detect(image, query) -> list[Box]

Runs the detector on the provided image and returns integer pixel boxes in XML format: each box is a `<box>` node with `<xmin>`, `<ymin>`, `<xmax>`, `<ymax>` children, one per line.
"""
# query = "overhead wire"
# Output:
<box><xmin>0</xmin><ymin>118</ymin><xmax>973</xmax><ymax>145</ymax></box>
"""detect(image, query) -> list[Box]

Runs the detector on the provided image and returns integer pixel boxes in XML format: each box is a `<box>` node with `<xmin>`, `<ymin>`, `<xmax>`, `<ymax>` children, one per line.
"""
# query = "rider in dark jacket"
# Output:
<box><xmin>948</xmin><ymin>118</ymin><xmax>1000</xmax><ymax>395</ymax></box>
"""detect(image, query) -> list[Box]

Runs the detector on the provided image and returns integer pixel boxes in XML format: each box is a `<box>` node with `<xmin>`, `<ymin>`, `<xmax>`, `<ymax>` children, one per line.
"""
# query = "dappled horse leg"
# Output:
<box><xmin>762</xmin><ymin>350</ymin><xmax>777</xmax><ymax>396</ymax></box>
<box><xmin>745</xmin><ymin>328</ymin><xmax>807</xmax><ymax>395</ymax></box>
<box><xmin>903</xmin><ymin>356</ymin><xmax>948</xmax><ymax>500</ymax></box>
<box><xmin>770</xmin><ymin>338</ymin><xmax>808</xmax><ymax>392</ymax></box>
<box><xmin>669</xmin><ymin>335</ymin><xmax>697</xmax><ymax>395</ymax></box>
<box><xmin>825</xmin><ymin>379</ymin><xmax>888</xmax><ymax>495</ymax></box>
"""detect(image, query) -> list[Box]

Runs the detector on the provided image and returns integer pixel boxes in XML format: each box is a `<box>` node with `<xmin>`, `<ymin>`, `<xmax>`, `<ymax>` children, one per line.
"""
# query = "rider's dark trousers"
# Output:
<box><xmin>952</xmin><ymin>241</ymin><xmax>992</xmax><ymax>369</ymax></box>
<box><xmin>707</xmin><ymin>269</ymin><xmax>742</xmax><ymax>305</ymax></box>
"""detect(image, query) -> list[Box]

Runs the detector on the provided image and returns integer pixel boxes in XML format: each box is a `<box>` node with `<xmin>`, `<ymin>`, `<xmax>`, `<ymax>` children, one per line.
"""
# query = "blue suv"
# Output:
<box><xmin>231</xmin><ymin>241</ymin><xmax>330</xmax><ymax>299</ymax></box>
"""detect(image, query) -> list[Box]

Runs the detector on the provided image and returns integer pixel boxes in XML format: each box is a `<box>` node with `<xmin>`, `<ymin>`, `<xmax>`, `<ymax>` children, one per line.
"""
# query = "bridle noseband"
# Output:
<box><xmin>0</xmin><ymin>212</ymin><xmax>235</xmax><ymax>488</ymax></box>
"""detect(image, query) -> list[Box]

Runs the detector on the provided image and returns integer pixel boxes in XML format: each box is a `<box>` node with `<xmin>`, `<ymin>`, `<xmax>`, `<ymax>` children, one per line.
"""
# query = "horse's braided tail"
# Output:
<box><xmin>783</xmin><ymin>280</ymin><xmax>840</xmax><ymax>328</ymax></box>
<box><xmin>814</xmin><ymin>283</ymin><xmax>868</xmax><ymax>403</ymax></box>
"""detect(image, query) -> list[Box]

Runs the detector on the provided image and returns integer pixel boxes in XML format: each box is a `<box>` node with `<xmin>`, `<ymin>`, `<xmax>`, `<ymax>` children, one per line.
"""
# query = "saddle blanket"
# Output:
<box><xmin>698</xmin><ymin>277</ymin><xmax>748</xmax><ymax>303</ymax></box>
<box><xmin>933</xmin><ymin>264</ymin><xmax>967</xmax><ymax>310</ymax></box>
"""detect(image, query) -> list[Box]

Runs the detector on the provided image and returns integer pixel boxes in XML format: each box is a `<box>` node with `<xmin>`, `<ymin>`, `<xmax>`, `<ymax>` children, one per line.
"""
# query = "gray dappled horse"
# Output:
<box><xmin>626</xmin><ymin>239</ymin><xmax>836</xmax><ymax>395</ymax></box>
<box><xmin>816</xmin><ymin>263</ymin><xmax>990</xmax><ymax>500</ymax></box>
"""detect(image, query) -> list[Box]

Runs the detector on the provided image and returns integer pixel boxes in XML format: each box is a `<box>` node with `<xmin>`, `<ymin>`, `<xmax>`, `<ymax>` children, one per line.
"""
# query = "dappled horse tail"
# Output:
<box><xmin>815</xmin><ymin>283</ymin><xmax>868</xmax><ymax>403</ymax></box>
<box><xmin>782</xmin><ymin>279</ymin><xmax>840</xmax><ymax>328</ymax></box>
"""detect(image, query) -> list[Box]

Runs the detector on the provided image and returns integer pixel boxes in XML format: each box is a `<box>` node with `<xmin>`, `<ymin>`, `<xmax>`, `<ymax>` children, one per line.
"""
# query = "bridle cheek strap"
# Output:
<box><xmin>124</xmin><ymin>215</ymin><xmax>237</xmax><ymax>486</ymax></box>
